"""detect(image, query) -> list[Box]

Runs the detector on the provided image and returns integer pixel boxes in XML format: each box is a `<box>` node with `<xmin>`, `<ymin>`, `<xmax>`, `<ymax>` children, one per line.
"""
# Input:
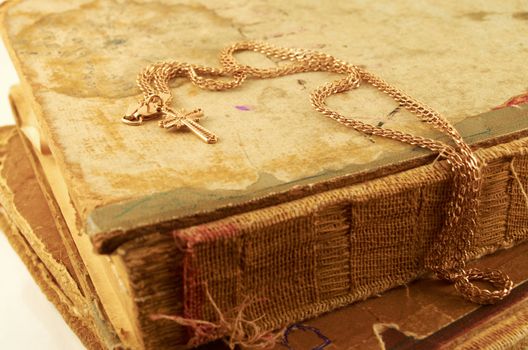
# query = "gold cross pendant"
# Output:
<box><xmin>159</xmin><ymin>108</ymin><xmax>218</xmax><ymax>144</ymax></box>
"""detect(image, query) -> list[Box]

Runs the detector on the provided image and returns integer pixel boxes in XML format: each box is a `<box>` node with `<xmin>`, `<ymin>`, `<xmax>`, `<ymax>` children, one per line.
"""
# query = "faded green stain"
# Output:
<box><xmin>113</xmin><ymin>196</ymin><xmax>153</xmax><ymax>219</ymax></box>
<box><xmin>86</xmin><ymin>104</ymin><xmax>528</xmax><ymax>236</ymax></box>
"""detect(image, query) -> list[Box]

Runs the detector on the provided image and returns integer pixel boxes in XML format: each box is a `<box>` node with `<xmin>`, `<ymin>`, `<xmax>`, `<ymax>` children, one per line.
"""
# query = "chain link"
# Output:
<box><xmin>132</xmin><ymin>41</ymin><xmax>512</xmax><ymax>304</ymax></box>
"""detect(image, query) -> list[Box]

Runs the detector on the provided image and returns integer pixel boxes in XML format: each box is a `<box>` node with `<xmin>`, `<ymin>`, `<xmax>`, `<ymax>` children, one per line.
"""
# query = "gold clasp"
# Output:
<box><xmin>121</xmin><ymin>94</ymin><xmax>167</xmax><ymax>126</ymax></box>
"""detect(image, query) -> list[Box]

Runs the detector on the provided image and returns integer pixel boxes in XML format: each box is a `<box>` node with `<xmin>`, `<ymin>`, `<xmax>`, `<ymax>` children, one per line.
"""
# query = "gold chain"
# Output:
<box><xmin>123</xmin><ymin>41</ymin><xmax>513</xmax><ymax>304</ymax></box>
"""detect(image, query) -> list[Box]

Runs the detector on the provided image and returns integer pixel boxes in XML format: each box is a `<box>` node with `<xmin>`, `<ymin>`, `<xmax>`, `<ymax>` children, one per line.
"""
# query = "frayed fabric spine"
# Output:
<box><xmin>174</xmin><ymin>222</ymin><xmax>244</xmax><ymax>345</ymax></box>
<box><xmin>169</xmin><ymin>138</ymin><xmax>528</xmax><ymax>347</ymax></box>
<box><xmin>151</xmin><ymin>282</ymin><xmax>284</xmax><ymax>349</ymax></box>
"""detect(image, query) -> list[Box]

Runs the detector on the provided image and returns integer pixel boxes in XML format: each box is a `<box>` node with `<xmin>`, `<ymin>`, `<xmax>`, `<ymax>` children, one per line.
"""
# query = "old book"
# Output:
<box><xmin>0</xmin><ymin>126</ymin><xmax>118</xmax><ymax>350</ymax></box>
<box><xmin>3</xmin><ymin>124</ymin><xmax>528</xmax><ymax>350</ymax></box>
<box><xmin>2</xmin><ymin>0</ymin><xmax>528</xmax><ymax>348</ymax></box>
<box><xmin>3</xmin><ymin>123</ymin><xmax>528</xmax><ymax>350</ymax></box>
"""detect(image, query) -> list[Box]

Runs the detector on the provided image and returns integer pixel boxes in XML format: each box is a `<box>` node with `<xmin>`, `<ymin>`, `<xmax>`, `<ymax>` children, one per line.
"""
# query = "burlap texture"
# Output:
<box><xmin>172</xmin><ymin>136</ymin><xmax>528</xmax><ymax>345</ymax></box>
<box><xmin>10</xmin><ymin>129</ymin><xmax>526</xmax><ymax>349</ymax></box>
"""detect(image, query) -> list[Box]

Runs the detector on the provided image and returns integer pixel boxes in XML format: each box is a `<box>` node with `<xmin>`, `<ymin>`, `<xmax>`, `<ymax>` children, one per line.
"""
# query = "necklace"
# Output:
<box><xmin>122</xmin><ymin>41</ymin><xmax>512</xmax><ymax>304</ymax></box>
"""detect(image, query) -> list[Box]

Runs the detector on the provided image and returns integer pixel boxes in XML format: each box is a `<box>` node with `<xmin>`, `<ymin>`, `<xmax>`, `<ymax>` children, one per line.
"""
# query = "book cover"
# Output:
<box><xmin>2</xmin><ymin>0</ymin><xmax>528</xmax><ymax>348</ymax></box>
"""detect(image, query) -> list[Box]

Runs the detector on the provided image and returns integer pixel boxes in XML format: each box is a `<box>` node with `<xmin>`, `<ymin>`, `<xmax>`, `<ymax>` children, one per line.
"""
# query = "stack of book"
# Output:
<box><xmin>1</xmin><ymin>0</ymin><xmax>528</xmax><ymax>349</ymax></box>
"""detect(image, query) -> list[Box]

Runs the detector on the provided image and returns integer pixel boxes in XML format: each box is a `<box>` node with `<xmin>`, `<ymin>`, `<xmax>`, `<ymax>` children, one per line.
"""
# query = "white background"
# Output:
<box><xmin>0</xmin><ymin>8</ymin><xmax>85</xmax><ymax>349</ymax></box>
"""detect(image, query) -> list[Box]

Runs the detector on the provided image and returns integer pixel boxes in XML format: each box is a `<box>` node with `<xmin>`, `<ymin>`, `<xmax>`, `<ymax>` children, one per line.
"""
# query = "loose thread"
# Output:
<box><xmin>282</xmin><ymin>323</ymin><xmax>331</xmax><ymax>350</ymax></box>
<box><xmin>151</xmin><ymin>287</ymin><xmax>284</xmax><ymax>349</ymax></box>
<box><xmin>431</xmin><ymin>150</ymin><xmax>445</xmax><ymax>166</ymax></box>
<box><xmin>510</xmin><ymin>158</ymin><xmax>528</xmax><ymax>209</ymax></box>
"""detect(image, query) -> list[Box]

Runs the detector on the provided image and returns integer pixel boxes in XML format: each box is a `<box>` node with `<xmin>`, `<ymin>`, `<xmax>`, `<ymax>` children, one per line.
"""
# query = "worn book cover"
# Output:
<box><xmin>2</xmin><ymin>0</ymin><xmax>528</xmax><ymax>348</ymax></box>
<box><xmin>2</xmin><ymin>124</ymin><xmax>528</xmax><ymax>350</ymax></box>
